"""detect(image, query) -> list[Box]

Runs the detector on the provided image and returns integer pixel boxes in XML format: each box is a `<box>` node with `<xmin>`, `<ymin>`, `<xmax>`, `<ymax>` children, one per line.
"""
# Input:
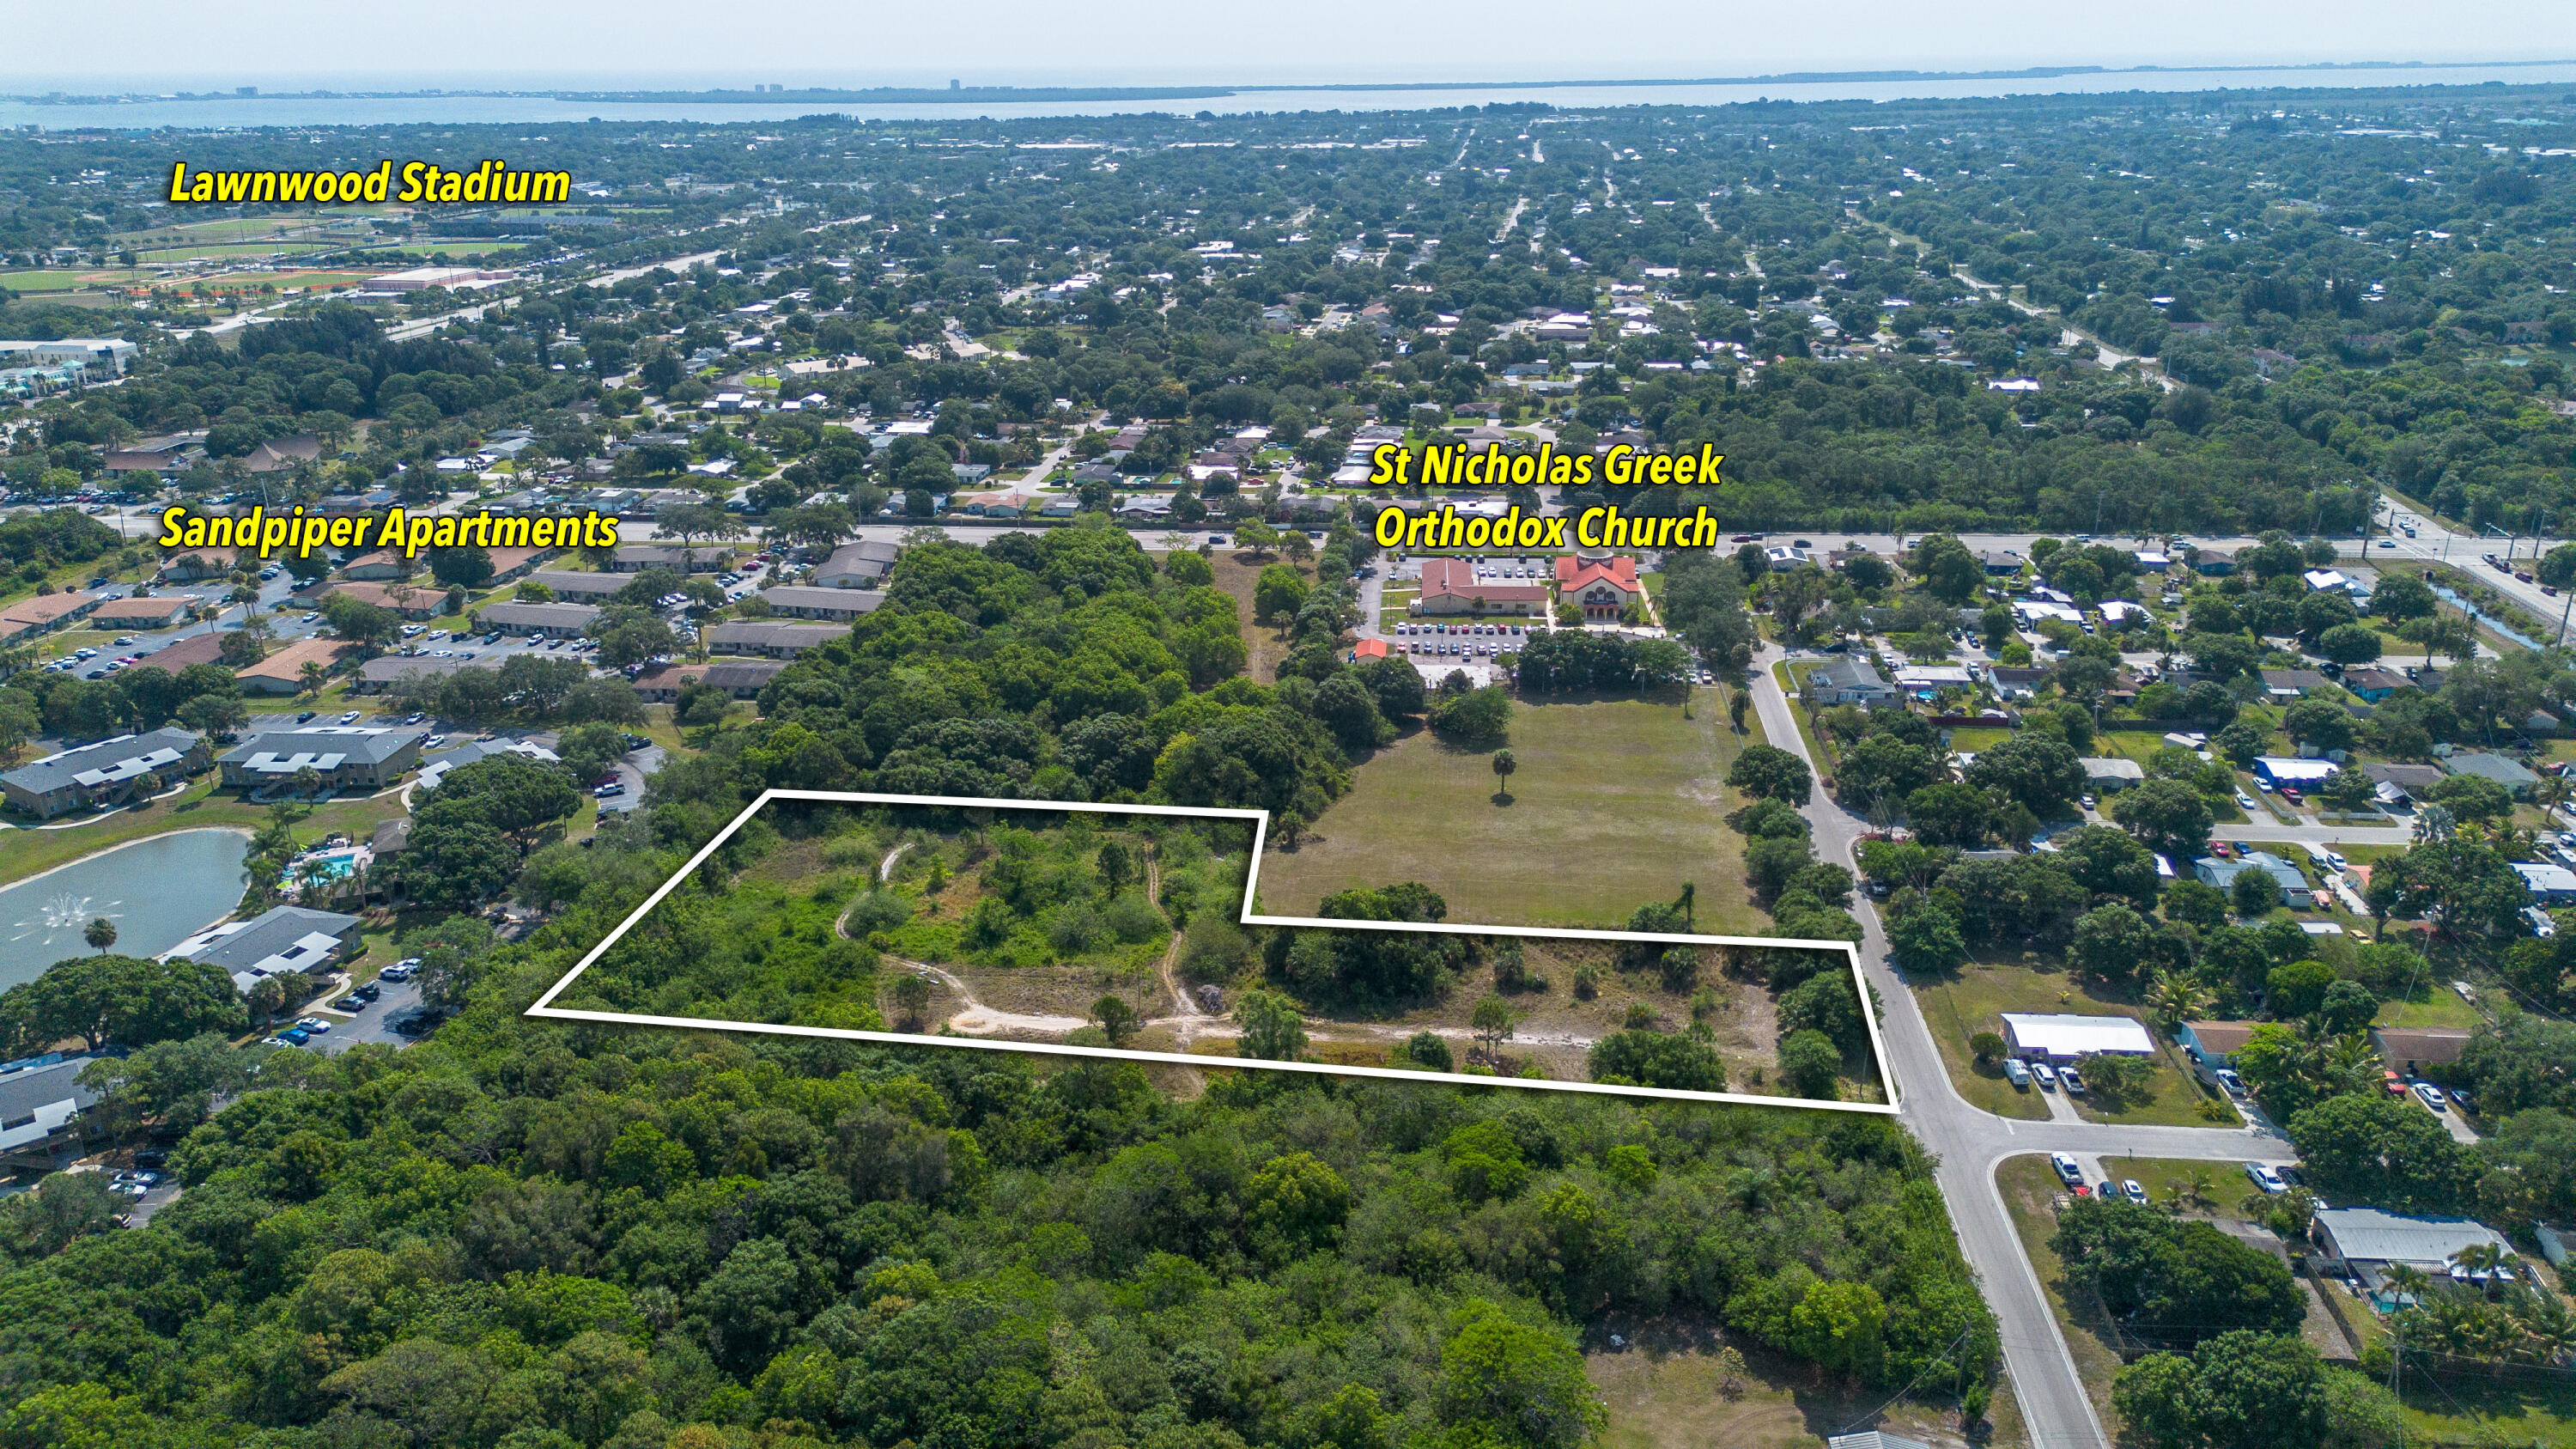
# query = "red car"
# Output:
<box><xmin>2280</xmin><ymin>787</ymin><xmax>2303</xmax><ymax>805</ymax></box>
<box><xmin>2211</xmin><ymin>841</ymin><xmax>2233</xmax><ymax>858</ymax></box>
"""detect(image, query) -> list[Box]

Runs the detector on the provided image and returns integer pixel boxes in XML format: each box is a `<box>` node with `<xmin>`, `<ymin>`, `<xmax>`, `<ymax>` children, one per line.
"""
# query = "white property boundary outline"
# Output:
<box><xmin>528</xmin><ymin>790</ymin><xmax>1899</xmax><ymax>1113</ymax></box>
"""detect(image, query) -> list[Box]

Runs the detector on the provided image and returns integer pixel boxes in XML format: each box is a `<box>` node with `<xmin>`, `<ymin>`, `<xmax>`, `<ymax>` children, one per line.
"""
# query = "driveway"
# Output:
<box><xmin>600</xmin><ymin>744</ymin><xmax>663</xmax><ymax>813</ymax></box>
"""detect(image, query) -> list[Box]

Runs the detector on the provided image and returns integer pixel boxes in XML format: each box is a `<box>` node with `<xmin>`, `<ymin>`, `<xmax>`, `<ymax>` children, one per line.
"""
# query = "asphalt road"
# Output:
<box><xmin>1750</xmin><ymin>646</ymin><xmax>2307</xmax><ymax>1449</ymax></box>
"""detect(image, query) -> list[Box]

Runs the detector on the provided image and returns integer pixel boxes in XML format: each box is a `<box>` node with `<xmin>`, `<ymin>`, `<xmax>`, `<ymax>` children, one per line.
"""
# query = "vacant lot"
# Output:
<box><xmin>1589</xmin><ymin>1321</ymin><xmax>1975</xmax><ymax>1449</ymax></box>
<box><xmin>1261</xmin><ymin>690</ymin><xmax>1763</xmax><ymax>933</ymax></box>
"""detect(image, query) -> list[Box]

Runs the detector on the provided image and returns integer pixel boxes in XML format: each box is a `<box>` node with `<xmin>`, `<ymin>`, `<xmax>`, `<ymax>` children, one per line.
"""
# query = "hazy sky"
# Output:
<box><xmin>9</xmin><ymin>1</ymin><xmax>2575</xmax><ymax>90</ymax></box>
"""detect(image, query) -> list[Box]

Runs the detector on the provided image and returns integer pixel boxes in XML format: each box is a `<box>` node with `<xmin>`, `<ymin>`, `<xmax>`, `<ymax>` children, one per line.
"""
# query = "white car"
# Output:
<box><xmin>2326</xmin><ymin>850</ymin><xmax>2350</xmax><ymax>872</ymax></box>
<box><xmin>338</xmin><ymin>711</ymin><xmax>361</xmax><ymax>724</ymax></box>
<box><xmin>2050</xmin><ymin>1152</ymin><xmax>2084</xmax><ymax>1187</ymax></box>
<box><xmin>295</xmin><ymin>1016</ymin><xmax>331</xmax><ymax>1034</ymax></box>
<box><xmin>2237</xmin><ymin>792</ymin><xmax>2257</xmax><ymax>809</ymax></box>
<box><xmin>2245</xmin><ymin>1161</ymin><xmax>2288</xmax><ymax>1195</ymax></box>
<box><xmin>2414</xmin><ymin>1081</ymin><xmax>2449</xmax><ymax>1112</ymax></box>
<box><xmin>2032</xmin><ymin>1061</ymin><xmax>2059</xmax><ymax>1090</ymax></box>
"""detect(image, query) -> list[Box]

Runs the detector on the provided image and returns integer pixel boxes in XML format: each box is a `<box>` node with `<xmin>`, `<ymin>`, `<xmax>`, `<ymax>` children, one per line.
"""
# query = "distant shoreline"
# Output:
<box><xmin>9</xmin><ymin>57</ymin><xmax>2573</xmax><ymax>107</ymax></box>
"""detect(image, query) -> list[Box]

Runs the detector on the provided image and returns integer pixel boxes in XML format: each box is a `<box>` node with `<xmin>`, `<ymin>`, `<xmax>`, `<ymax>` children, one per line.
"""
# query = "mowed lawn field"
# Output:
<box><xmin>1259</xmin><ymin>689</ymin><xmax>1765</xmax><ymax>932</ymax></box>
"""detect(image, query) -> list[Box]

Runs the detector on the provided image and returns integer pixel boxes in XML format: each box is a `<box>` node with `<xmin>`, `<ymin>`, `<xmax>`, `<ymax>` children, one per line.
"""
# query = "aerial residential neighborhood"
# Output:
<box><xmin>7</xmin><ymin>39</ymin><xmax>2576</xmax><ymax>1449</ymax></box>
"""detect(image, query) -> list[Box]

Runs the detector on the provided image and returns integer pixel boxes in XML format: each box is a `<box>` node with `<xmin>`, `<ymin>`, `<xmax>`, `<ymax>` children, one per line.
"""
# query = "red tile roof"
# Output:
<box><xmin>1555</xmin><ymin>555</ymin><xmax>1640</xmax><ymax>595</ymax></box>
<box><xmin>1353</xmin><ymin>638</ymin><xmax>1388</xmax><ymax>660</ymax></box>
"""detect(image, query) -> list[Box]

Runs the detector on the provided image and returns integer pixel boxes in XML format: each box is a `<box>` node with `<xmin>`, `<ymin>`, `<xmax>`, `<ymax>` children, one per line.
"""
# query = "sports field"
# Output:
<box><xmin>1259</xmin><ymin>688</ymin><xmax>1767</xmax><ymax>933</ymax></box>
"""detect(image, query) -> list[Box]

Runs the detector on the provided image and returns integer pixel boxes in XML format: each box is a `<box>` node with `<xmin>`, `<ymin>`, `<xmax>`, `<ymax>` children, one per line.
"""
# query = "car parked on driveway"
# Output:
<box><xmin>2245</xmin><ymin>1161</ymin><xmax>2288</xmax><ymax>1195</ymax></box>
<box><xmin>2414</xmin><ymin>1081</ymin><xmax>2449</xmax><ymax>1112</ymax></box>
<box><xmin>2051</xmin><ymin>1153</ymin><xmax>2084</xmax><ymax>1187</ymax></box>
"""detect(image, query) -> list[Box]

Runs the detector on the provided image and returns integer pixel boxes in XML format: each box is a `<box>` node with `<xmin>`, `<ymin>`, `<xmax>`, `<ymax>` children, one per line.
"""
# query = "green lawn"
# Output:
<box><xmin>0</xmin><ymin>270</ymin><xmax>94</xmax><ymax>293</ymax></box>
<box><xmin>1258</xmin><ymin>689</ymin><xmax>1765</xmax><ymax>932</ymax></box>
<box><xmin>1906</xmin><ymin>959</ymin><xmax>2232</xmax><ymax>1127</ymax></box>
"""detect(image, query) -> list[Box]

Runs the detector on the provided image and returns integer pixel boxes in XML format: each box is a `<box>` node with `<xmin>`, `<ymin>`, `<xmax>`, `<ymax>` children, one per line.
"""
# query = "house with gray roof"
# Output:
<box><xmin>2312</xmin><ymin>1207</ymin><xmax>2512</xmax><ymax>1301</ymax></box>
<box><xmin>2444</xmin><ymin>752</ymin><xmax>2541</xmax><ymax>800</ymax></box>
<box><xmin>164</xmin><ymin>905</ymin><xmax>364</xmax><ymax>994</ymax></box>
<box><xmin>0</xmin><ymin>728</ymin><xmax>205</xmax><ymax>819</ymax></box>
<box><xmin>2193</xmin><ymin>849</ymin><xmax>2310</xmax><ymax>904</ymax></box>
<box><xmin>1801</xmin><ymin>656</ymin><xmax>1898</xmax><ymax>706</ymax></box>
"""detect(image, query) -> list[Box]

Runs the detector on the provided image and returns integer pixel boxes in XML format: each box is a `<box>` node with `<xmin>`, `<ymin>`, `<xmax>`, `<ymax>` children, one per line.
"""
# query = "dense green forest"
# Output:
<box><xmin>0</xmin><ymin>941</ymin><xmax>1996</xmax><ymax>1449</ymax></box>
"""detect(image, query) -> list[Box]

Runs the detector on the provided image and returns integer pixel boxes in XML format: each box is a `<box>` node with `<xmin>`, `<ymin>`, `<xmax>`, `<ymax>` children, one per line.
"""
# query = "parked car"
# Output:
<box><xmin>2061</xmin><ymin>1067</ymin><xmax>2088</xmax><ymax>1095</ymax></box>
<box><xmin>295</xmin><ymin>710</ymin><xmax>318</xmax><ymax>723</ymax></box>
<box><xmin>338</xmin><ymin>711</ymin><xmax>361</xmax><ymax>724</ymax></box>
<box><xmin>2215</xmin><ymin>1068</ymin><xmax>2247</xmax><ymax>1097</ymax></box>
<box><xmin>349</xmin><ymin>982</ymin><xmax>380</xmax><ymax>1003</ymax></box>
<box><xmin>2032</xmin><ymin>1061</ymin><xmax>2059</xmax><ymax>1089</ymax></box>
<box><xmin>2384</xmin><ymin>1070</ymin><xmax>2409</xmax><ymax>1097</ymax></box>
<box><xmin>2245</xmin><ymin>1161</ymin><xmax>2288</xmax><ymax>1195</ymax></box>
<box><xmin>2051</xmin><ymin>1152</ymin><xmax>2085</xmax><ymax>1187</ymax></box>
<box><xmin>2123</xmin><ymin>1179</ymin><xmax>2149</xmax><ymax>1205</ymax></box>
<box><xmin>277</xmin><ymin>1027</ymin><xmax>312</xmax><ymax>1046</ymax></box>
<box><xmin>2003</xmin><ymin>1058</ymin><xmax>2031</xmax><ymax>1087</ymax></box>
<box><xmin>2414</xmin><ymin>1081</ymin><xmax>2449</xmax><ymax>1112</ymax></box>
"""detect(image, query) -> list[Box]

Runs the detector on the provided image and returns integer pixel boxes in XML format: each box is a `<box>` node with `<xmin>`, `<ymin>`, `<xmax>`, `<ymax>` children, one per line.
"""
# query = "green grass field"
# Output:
<box><xmin>1258</xmin><ymin>689</ymin><xmax>1765</xmax><ymax>932</ymax></box>
<box><xmin>0</xmin><ymin>271</ymin><xmax>94</xmax><ymax>293</ymax></box>
<box><xmin>137</xmin><ymin>241</ymin><xmax>329</xmax><ymax>263</ymax></box>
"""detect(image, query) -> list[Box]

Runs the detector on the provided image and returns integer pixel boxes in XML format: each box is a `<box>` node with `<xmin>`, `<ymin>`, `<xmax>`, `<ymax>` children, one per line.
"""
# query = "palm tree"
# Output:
<box><xmin>83</xmin><ymin>917</ymin><xmax>116</xmax><ymax>954</ymax></box>
<box><xmin>2385</xmin><ymin>1262</ymin><xmax>2433</xmax><ymax>1311</ymax></box>
<box><xmin>1491</xmin><ymin>748</ymin><xmax>1516</xmax><ymax>800</ymax></box>
<box><xmin>2181</xmin><ymin>1168</ymin><xmax>2216</xmax><ymax>1213</ymax></box>
<box><xmin>297</xmin><ymin>661</ymin><xmax>328</xmax><ymax>697</ymax></box>
<box><xmin>2145</xmin><ymin>971</ymin><xmax>2213</xmax><ymax>1033</ymax></box>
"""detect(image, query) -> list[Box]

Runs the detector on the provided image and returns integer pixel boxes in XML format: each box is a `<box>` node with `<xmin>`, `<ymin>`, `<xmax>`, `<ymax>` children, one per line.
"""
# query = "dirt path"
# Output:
<box><xmin>878</xmin><ymin>842</ymin><xmax>911</xmax><ymax>882</ymax></box>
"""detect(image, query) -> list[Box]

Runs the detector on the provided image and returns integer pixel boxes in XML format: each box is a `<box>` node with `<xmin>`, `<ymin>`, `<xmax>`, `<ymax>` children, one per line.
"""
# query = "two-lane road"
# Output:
<box><xmin>1751</xmin><ymin>647</ymin><xmax>2297</xmax><ymax>1449</ymax></box>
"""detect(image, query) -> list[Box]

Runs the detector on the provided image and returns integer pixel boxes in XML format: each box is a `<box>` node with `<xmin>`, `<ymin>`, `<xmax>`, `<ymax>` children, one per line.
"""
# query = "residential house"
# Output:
<box><xmin>2253</xmin><ymin>757</ymin><xmax>2338</xmax><ymax>790</ymax></box>
<box><xmin>1978</xmin><ymin>550</ymin><xmax>2023</xmax><ymax>575</ymax></box>
<box><xmin>2372</xmin><ymin>1027</ymin><xmax>2474</xmax><ymax>1078</ymax></box>
<box><xmin>217</xmin><ymin>726</ymin><xmax>425</xmax><ymax>793</ymax></box>
<box><xmin>1553</xmin><ymin>554</ymin><xmax>1643</xmax><ymax>619</ymax></box>
<box><xmin>2194</xmin><ymin>850</ymin><xmax>2309</xmax><ymax>904</ymax></box>
<box><xmin>2366</xmin><ymin>762</ymin><xmax>2446</xmax><ymax>807</ymax></box>
<box><xmin>164</xmin><ymin>904</ymin><xmax>365</xmax><ymax>995</ymax></box>
<box><xmin>0</xmin><ymin>728</ymin><xmax>206</xmax><ymax>819</ymax></box>
<box><xmin>2258</xmin><ymin>668</ymin><xmax>2336</xmax><ymax>699</ymax></box>
<box><xmin>2176</xmin><ymin>1020</ymin><xmax>2259</xmax><ymax>1070</ymax></box>
<box><xmin>2445</xmin><ymin>752</ymin><xmax>2540</xmax><ymax>800</ymax></box>
<box><xmin>2343</xmin><ymin>668</ymin><xmax>2409</xmax><ymax>703</ymax></box>
<box><xmin>2191</xmin><ymin>549</ymin><xmax>2237</xmax><ymax>575</ymax></box>
<box><xmin>2311</xmin><ymin>1208</ymin><xmax>2512</xmax><ymax>1304</ymax></box>
<box><xmin>2079</xmin><ymin>758</ymin><xmax>2146</xmax><ymax>792</ymax></box>
<box><xmin>1802</xmin><ymin>657</ymin><xmax>1898</xmax><ymax>706</ymax></box>
<box><xmin>484</xmin><ymin>545</ymin><xmax>554</xmax><ymax>583</ymax></box>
